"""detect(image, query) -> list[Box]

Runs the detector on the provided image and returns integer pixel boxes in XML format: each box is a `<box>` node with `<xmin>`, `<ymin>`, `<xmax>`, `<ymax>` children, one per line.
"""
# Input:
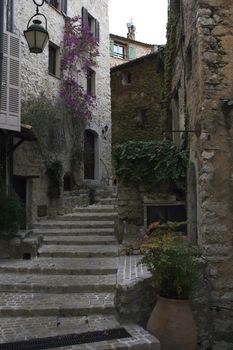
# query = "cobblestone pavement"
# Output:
<box><xmin>117</xmin><ymin>255</ymin><xmax>152</xmax><ymax>288</ymax></box>
<box><xmin>0</xmin><ymin>197</ymin><xmax>159</xmax><ymax>349</ymax></box>
<box><xmin>0</xmin><ymin>257</ymin><xmax>118</xmax><ymax>274</ymax></box>
<box><xmin>0</xmin><ymin>273</ymin><xmax>116</xmax><ymax>292</ymax></box>
<box><xmin>38</xmin><ymin>244</ymin><xmax>119</xmax><ymax>258</ymax></box>
<box><xmin>44</xmin><ymin>235</ymin><xmax>117</xmax><ymax>245</ymax></box>
<box><xmin>0</xmin><ymin>292</ymin><xmax>115</xmax><ymax>317</ymax></box>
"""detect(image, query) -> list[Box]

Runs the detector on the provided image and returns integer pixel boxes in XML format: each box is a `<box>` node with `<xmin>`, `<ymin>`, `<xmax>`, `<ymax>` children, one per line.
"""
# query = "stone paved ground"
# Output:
<box><xmin>0</xmin><ymin>192</ymin><xmax>159</xmax><ymax>349</ymax></box>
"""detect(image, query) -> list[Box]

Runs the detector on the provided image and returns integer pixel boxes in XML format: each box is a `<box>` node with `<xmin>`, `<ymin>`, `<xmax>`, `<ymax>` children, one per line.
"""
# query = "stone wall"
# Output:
<box><xmin>12</xmin><ymin>0</ymin><xmax>111</xmax><ymax>222</ymax></box>
<box><xmin>111</xmin><ymin>52</ymin><xmax>164</xmax><ymax>146</ymax></box>
<box><xmin>170</xmin><ymin>0</ymin><xmax>233</xmax><ymax>348</ymax></box>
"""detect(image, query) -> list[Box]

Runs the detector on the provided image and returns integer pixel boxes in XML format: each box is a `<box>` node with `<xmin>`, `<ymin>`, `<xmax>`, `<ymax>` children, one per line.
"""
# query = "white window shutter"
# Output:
<box><xmin>0</xmin><ymin>32</ymin><xmax>21</xmax><ymax>132</ymax></box>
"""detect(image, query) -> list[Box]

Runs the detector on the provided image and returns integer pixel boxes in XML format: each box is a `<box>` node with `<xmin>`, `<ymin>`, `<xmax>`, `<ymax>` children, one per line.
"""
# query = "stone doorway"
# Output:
<box><xmin>84</xmin><ymin>130</ymin><xmax>95</xmax><ymax>179</ymax></box>
<box><xmin>13</xmin><ymin>175</ymin><xmax>27</xmax><ymax>229</ymax></box>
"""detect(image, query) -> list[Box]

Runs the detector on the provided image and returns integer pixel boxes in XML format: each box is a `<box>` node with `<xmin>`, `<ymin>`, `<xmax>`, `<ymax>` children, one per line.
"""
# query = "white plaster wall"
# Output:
<box><xmin>14</xmin><ymin>0</ymin><xmax>112</xmax><ymax>184</ymax></box>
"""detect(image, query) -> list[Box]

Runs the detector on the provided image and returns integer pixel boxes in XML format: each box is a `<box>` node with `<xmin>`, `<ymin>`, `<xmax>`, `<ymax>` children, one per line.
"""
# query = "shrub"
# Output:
<box><xmin>140</xmin><ymin>221</ymin><xmax>199</xmax><ymax>299</ymax></box>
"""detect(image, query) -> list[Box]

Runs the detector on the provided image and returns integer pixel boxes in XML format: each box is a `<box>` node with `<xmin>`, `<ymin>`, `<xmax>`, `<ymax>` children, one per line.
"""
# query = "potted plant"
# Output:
<box><xmin>140</xmin><ymin>221</ymin><xmax>199</xmax><ymax>350</ymax></box>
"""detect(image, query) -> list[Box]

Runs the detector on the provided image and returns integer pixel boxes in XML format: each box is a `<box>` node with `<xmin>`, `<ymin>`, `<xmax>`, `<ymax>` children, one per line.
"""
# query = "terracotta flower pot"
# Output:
<box><xmin>147</xmin><ymin>296</ymin><xmax>197</xmax><ymax>350</ymax></box>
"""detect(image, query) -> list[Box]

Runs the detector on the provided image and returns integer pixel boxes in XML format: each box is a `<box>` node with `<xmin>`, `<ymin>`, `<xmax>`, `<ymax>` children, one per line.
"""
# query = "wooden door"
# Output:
<box><xmin>84</xmin><ymin>130</ymin><xmax>95</xmax><ymax>179</ymax></box>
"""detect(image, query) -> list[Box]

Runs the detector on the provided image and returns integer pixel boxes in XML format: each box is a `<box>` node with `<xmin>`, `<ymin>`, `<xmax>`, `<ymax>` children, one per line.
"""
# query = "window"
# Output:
<box><xmin>48</xmin><ymin>42</ymin><xmax>60</xmax><ymax>77</ymax></box>
<box><xmin>147</xmin><ymin>204</ymin><xmax>186</xmax><ymax>230</ymax></box>
<box><xmin>47</xmin><ymin>0</ymin><xmax>67</xmax><ymax>14</ymax></box>
<box><xmin>113</xmin><ymin>43</ymin><xmax>126</xmax><ymax>59</ymax></box>
<box><xmin>87</xmin><ymin>68</ymin><xmax>96</xmax><ymax>96</ymax></box>
<box><xmin>135</xmin><ymin>108</ymin><xmax>148</xmax><ymax>128</ymax></box>
<box><xmin>6</xmin><ymin>0</ymin><xmax>14</xmax><ymax>32</ymax></box>
<box><xmin>49</xmin><ymin>0</ymin><xmax>59</xmax><ymax>9</ymax></box>
<box><xmin>82</xmin><ymin>7</ymin><xmax>100</xmax><ymax>43</ymax></box>
<box><xmin>122</xmin><ymin>72</ymin><xmax>131</xmax><ymax>86</ymax></box>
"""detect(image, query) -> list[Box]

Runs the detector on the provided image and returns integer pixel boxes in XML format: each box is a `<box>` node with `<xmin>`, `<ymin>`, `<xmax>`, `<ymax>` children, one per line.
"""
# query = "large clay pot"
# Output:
<box><xmin>147</xmin><ymin>296</ymin><xmax>197</xmax><ymax>350</ymax></box>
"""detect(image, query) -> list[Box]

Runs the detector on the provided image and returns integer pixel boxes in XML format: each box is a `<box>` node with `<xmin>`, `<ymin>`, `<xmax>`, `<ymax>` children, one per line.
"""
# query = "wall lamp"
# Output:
<box><xmin>24</xmin><ymin>0</ymin><xmax>49</xmax><ymax>54</ymax></box>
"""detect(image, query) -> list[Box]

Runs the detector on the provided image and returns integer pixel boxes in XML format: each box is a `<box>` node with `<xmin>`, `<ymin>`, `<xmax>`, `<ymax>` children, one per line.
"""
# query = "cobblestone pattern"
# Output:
<box><xmin>38</xmin><ymin>245</ymin><xmax>119</xmax><ymax>258</ymax></box>
<box><xmin>0</xmin><ymin>292</ymin><xmax>115</xmax><ymax>317</ymax></box>
<box><xmin>33</xmin><ymin>228</ymin><xmax>115</xmax><ymax>236</ymax></box>
<box><xmin>34</xmin><ymin>220</ymin><xmax>115</xmax><ymax>229</ymax></box>
<box><xmin>0</xmin><ymin>318</ymin><xmax>159</xmax><ymax>349</ymax></box>
<box><xmin>0</xmin><ymin>273</ymin><xmax>116</xmax><ymax>293</ymax></box>
<box><xmin>44</xmin><ymin>235</ymin><xmax>117</xmax><ymax>245</ymax></box>
<box><xmin>116</xmin><ymin>256</ymin><xmax>156</xmax><ymax>327</ymax></box>
<box><xmin>0</xmin><ymin>257</ymin><xmax>119</xmax><ymax>275</ymax></box>
<box><xmin>117</xmin><ymin>255</ymin><xmax>151</xmax><ymax>288</ymax></box>
<box><xmin>0</xmin><ymin>315</ymin><xmax>120</xmax><ymax>343</ymax></box>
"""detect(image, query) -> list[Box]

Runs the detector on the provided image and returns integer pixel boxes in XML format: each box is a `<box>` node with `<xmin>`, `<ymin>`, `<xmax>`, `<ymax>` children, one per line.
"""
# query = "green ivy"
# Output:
<box><xmin>113</xmin><ymin>140</ymin><xmax>187</xmax><ymax>191</ymax></box>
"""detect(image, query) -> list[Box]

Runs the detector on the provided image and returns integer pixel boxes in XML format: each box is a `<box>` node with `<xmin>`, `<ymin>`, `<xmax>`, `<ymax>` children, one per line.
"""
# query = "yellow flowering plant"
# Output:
<box><xmin>140</xmin><ymin>221</ymin><xmax>199</xmax><ymax>299</ymax></box>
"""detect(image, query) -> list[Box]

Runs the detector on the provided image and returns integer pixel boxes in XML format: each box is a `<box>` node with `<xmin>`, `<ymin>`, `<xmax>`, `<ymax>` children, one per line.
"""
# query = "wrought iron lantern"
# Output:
<box><xmin>24</xmin><ymin>0</ymin><xmax>49</xmax><ymax>54</ymax></box>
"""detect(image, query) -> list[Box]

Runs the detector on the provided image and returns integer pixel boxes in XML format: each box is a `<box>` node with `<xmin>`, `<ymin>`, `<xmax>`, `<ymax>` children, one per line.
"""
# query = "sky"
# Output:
<box><xmin>108</xmin><ymin>0</ymin><xmax>168</xmax><ymax>45</ymax></box>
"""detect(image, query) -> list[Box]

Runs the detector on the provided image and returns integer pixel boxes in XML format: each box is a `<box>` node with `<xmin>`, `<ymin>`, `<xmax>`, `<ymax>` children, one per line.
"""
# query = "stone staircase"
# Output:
<box><xmin>0</xmin><ymin>189</ymin><xmax>159</xmax><ymax>349</ymax></box>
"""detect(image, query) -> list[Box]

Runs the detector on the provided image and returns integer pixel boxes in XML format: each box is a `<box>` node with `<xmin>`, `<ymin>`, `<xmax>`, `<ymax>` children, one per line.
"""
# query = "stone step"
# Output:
<box><xmin>38</xmin><ymin>245</ymin><xmax>119</xmax><ymax>258</ymax></box>
<box><xmin>0</xmin><ymin>292</ymin><xmax>115</xmax><ymax>317</ymax></box>
<box><xmin>0</xmin><ymin>273</ymin><xmax>116</xmax><ymax>293</ymax></box>
<box><xmin>34</xmin><ymin>220</ymin><xmax>115</xmax><ymax>229</ymax></box>
<box><xmin>0</xmin><ymin>257</ymin><xmax>118</xmax><ymax>275</ymax></box>
<box><xmin>99</xmin><ymin>198</ymin><xmax>117</xmax><ymax>205</ymax></box>
<box><xmin>43</xmin><ymin>235</ymin><xmax>117</xmax><ymax>246</ymax></box>
<box><xmin>0</xmin><ymin>316</ymin><xmax>159</xmax><ymax>350</ymax></box>
<box><xmin>74</xmin><ymin>205</ymin><xmax>116</xmax><ymax>213</ymax></box>
<box><xmin>0</xmin><ymin>315</ymin><xmax>120</xmax><ymax>344</ymax></box>
<box><xmin>58</xmin><ymin>212</ymin><xmax>118</xmax><ymax>221</ymax></box>
<box><xmin>32</xmin><ymin>227</ymin><xmax>115</xmax><ymax>236</ymax></box>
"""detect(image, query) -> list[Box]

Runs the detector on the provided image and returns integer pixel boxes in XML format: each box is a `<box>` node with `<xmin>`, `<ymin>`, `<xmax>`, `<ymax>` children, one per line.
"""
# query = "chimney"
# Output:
<box><xmin>127</xmin><ymin>20</ymin><xmax>136</xmax><ymax>40</ymax></box>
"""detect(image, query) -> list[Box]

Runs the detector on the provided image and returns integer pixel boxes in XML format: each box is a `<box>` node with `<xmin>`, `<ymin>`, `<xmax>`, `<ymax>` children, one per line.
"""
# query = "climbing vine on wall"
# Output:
<box><xmin>61</xmin><ymin>16</ymin><xmax>98</xmax><ymax>118</ymax></box>
<box><xmin>60</xmin><ymin>16</ymin><xmax>99</xmax><ymax>168</ymax></box>
<box><xmin>113</xmin><ymin>141</ymin><xmax>187</xmax><ymax>192</ymax></box>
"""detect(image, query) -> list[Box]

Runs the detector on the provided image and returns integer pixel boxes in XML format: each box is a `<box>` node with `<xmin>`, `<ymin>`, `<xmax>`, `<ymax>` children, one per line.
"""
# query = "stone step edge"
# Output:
<box><xmin>0</xmin><ymin>317</ymin><xmax>159</xmax><ymax>350</ymax></box>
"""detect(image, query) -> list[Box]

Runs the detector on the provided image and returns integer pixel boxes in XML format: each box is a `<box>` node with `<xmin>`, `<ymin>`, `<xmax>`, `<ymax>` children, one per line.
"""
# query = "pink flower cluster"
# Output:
<box><xmin>60</xmin><ymin>16</ymin><xmax>99</xmax><ymax>118</ymax></box>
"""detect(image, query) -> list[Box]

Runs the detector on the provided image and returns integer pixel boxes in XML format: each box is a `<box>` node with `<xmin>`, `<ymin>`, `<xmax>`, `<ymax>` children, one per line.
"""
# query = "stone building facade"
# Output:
<box><xmin>110</xmin><ymin>31</ymin><xmax>157</xmax><ymax>67</ymax></box>
<box><xmin>168</xmin><ymin>0</ymin><xmax>233</xmax><ymax>349</ymax></box>
<box><xmin>11</xmin><ymin>0</ymin><xmax>112</xmax><ymax>223</ymax></box>
<box><xmin>111</xmin><ymin>50</ymin><xmax>164</xmax><ymax>145</ymax></box>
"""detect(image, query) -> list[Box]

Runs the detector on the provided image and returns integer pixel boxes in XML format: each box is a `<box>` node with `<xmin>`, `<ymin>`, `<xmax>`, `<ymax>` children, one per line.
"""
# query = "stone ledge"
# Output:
<box><xmin>116</xmin><ymin>255</ymin><xmax>156</xmax><ymax>327</ymax></box>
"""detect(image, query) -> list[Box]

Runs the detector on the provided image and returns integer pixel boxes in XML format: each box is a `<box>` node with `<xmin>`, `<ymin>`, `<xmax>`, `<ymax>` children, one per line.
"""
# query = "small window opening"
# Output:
<box><xmin>135</xmin><ymin>108</ymin><xmax>148</xmax><ymax>128</ymax></box>
<box><xmin>122</xmin><ymin>72</ymin><xmax>131</xmax><ymax>86</ymax></box>
<box><xmin>23</xmin><ymin>253</ymin><xmax>31</xmax><ymax>260</ymax></box>
<box><xmin>64</xmin><ymin>173</ymin><xmax>72</xmax><ymax>191</ymax></box>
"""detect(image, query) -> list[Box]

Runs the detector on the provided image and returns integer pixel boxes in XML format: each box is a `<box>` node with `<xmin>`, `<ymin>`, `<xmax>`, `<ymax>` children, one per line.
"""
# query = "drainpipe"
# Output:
<box><xmin>0</xmin><ymin>0</ymin><xmax>4</xmax><ymax>107</ymax></box>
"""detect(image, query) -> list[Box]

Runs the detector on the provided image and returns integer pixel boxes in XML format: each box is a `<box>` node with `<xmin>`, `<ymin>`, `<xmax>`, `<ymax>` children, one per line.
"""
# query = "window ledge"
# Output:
<box><xmin>48</xmin><ymin>72</ymin><xmax>61</xmax><ymax>80</ymax></box>
<box><xmin>46</xmin><ymin>2</ymin><xmax>67</xmax><ymax>17</ymax></box>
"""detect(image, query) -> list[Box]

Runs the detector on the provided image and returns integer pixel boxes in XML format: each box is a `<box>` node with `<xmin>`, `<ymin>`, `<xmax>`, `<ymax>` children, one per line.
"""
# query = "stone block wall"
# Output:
<box><xmin>169</xmin><ymin>0</ymin><xmax>233</xmax><ymax>348</ymax></box>
<box><xmin>111</xmin><ymin>52</ymin><xmax>164</xmax><ymax>146</ymax></box>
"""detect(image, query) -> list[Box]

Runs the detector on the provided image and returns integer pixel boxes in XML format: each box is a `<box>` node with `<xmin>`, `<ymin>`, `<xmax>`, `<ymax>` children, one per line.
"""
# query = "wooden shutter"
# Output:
<box><xmin>61</xmin><ymin>0</ymin><xmax>67</xmax><ymax>15</ymax></box>
<box><xmin>109</xmin><ymin>39</ymin><xmax>114</xmax><ymax>57</ymax></box>
<box><xmin>0</xmin><ymin>32</ymin><xmax>21</xmax><ymax>132</ymax></box>
<box><xmin>82</xmin><ymin>7</ymin><xmax>88</xmax><ymax>27</ymax></box>
<box><xmin>95</xmin><ymin>19</ymin><xmax>100</xmax><ymax>44</ymax></box>
<box><xmin>128</xmin><ymin>45</ymin><xmax>136</xmax><ymax>60</ymax></box>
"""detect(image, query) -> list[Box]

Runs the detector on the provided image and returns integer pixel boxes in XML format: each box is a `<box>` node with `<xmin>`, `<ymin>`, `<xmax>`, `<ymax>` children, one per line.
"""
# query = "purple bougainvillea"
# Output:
<box><xmin>60</xmin><ymin>16</ymin><xmax>99</xmax><ymax>119</ymax></box>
